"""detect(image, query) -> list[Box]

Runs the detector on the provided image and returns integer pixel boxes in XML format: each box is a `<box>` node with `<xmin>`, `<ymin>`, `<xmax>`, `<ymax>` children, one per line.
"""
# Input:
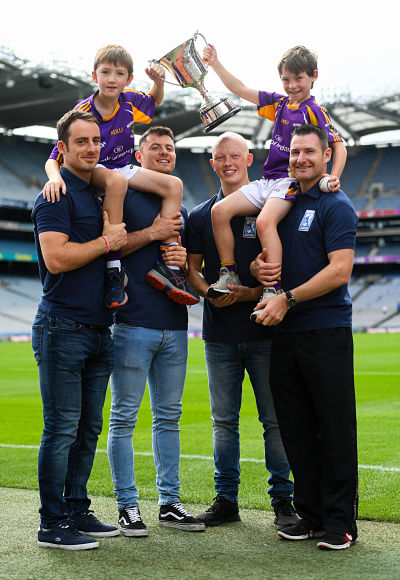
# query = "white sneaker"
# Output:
<box><xmin>207</xmin><ymin>267</ymin><xmax>241</xmax><ymax>298</ymax></box>
<box><xmin>250</xmin><ymin>287</ymin><xmax>278</xmax><ymax>322</ymax></box>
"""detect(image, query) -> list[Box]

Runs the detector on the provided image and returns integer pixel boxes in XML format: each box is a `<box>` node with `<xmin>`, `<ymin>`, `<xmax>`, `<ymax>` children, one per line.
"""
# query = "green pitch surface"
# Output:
<box><xmin>0</xmin><ymin>334</ymin><xmax>400</xmax><ymax>578</ymax></box>
<box><xmin>0</xmin><ymin>334</ymin><xmax>399</xmax><ymax>522</ymax></box>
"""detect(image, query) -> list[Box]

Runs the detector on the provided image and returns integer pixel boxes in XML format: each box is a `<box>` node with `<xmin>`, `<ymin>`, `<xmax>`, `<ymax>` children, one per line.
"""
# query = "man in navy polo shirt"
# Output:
<box><xmin>186</xmin><ymin>132</ymin><xmax>297</xmax><ymax>529</ymax></box>
<box><xmin>253</xmin><ymin>124</ymin><xmax>358</xmax><ymax>550</ymax></box>
<box><xmin>31</xmin><ymin>109</ymin><xmax>127</xmax><ymax>550</ymax></box>
<box><xmin>107</xmin><ymin>126</ymin><xmax>205</xmax><ymax>536</ymax></box>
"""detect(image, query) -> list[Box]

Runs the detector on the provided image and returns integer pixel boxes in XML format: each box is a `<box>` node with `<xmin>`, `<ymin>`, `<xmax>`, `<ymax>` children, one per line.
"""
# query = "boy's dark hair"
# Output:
<box><xmin>94</xmin><ymin>45</ymin><xmax>133</xmax><ymax>78</ymax></box>
<box><xmin>291</xmin><ymin>124</ymin><xmax>329</xmax><ymax>151</ymax></box>
<box><xmin>138</xmin><ymin>126</ymin><xmax>175</xmax><ymax>150</ymax></box>
<box><xmin>278</xmin><ymin>45</ymin><xmax>318</xmax><ymax>78</ymax></box>
<box><xmin>57</xmin><ymin>110</ymin><xmax>99</xmax><ymax>144</ymax></box>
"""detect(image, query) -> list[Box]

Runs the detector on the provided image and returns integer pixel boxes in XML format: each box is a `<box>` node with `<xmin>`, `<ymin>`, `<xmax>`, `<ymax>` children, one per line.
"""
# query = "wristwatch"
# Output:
<box><xmin>285</xmin><ymin>290</ymin><xmax>297</xmax><ymax>308</ymax></box>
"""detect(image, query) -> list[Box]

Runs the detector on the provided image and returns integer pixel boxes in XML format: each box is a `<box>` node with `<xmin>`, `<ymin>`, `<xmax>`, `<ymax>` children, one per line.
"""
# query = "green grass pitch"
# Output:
<box><xmin>0</xmin><ymin>333</ymin><xmax>399</xmax><ymax>523</ymax></box>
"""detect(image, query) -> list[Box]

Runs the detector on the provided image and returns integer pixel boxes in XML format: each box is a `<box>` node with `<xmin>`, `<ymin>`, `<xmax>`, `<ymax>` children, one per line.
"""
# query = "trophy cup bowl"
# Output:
<box><xmin>153</xmin><ymin>32</ymin><xmax>241</xmax><ymax>133</ymax></box>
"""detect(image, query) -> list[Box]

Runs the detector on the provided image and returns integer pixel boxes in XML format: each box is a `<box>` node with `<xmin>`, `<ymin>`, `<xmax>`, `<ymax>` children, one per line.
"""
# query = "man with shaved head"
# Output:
<box><xmin>186</xmin><ymin>132</ymin><xmax>297</xmax><ymax>529</ymax></box>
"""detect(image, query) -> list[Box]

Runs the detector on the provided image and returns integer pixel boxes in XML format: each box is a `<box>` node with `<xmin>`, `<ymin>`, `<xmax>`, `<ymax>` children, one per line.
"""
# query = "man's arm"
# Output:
<box><xmin>187</xmin><ymin>253</ymin><xmax>262</xmax><ymax>307</ymax></box>
<box><xmin>254</xmin><ymin>248</ymin><xmax>355</xmax><ymax>326</ymax></box>
<box><xmin>39</xmin><ymin>211</ymin><xmax>127</xmax><ymax>274</ymax></box>
<box><xmin>122</xmin><ymin>212</ymin><xmax>182</xmax><ymax>256</ymax></box>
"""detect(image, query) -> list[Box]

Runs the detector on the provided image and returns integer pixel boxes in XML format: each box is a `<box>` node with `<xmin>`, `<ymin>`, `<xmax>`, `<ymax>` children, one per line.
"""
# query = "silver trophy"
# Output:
<box><xmin>152</xmin><ymin>32</ymin><xmax>241</xmax><ymax>133</ymax></box>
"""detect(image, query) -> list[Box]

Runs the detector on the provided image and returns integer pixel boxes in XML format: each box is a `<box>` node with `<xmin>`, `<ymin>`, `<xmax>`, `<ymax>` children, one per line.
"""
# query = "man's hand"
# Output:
<box><xmin>150</xmin><ymin>212</ymin><xmax>182</xmax><ymax>241</ymax></box>
<box><xmin>102</xmin><ymin>211</ymin><xmax>127</xmax><ymax>250</ymax></box>
<box><xmin>250</xmin><ymin>249</ymin><xmax>281</xmax><ymax>286</ymax></box>
<box><xmin>253</xmin><ymin>292</ymin><xmax>288</xmax><ymax>326</ymax></box>
<box><xmin>42</xmin><ymin>175</ymin><xmax>66</xmax><ymax>203</ymax></box>
<box><xmin>208</xmin><ymin>283</ymin><xmax>261</xmax><ymax>308</ymax></box>
<box><xmin>163</xmin><ymin>236</ymin><xmax>187</xmax><ymax>270</ymax></box>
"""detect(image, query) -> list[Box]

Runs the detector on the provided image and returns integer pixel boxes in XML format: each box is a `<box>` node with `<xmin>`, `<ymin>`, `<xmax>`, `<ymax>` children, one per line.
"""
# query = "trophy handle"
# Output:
<box><xmin>148</xmin><ymin>59</ymin><xmax>182</xmax><ymax>86</ymax></box>
<box><xmin>193</xmin><ymin>31</ymin><xmax>209</xmax><ymax>70</ymax></box>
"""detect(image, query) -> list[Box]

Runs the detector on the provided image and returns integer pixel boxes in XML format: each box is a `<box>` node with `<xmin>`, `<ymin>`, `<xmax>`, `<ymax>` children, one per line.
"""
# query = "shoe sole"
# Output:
<box><xmin>317</xmin><ymin>541</ymin><xmax>351</xmax><ymax>550</ymax></box>
<box><xmin>249</xmin><ymin>311</ymin><xmax>261</xmax><ymax>322</ymax></box>
<box><xmin>278</xmin><ymin>529</ymin><xmax>325</xmax><ymax>541</ymax></box>
<box><xmin>207</xmin><ymin>287</ymin><xmax>230</xmax><ymax>298</ymax></box>
<box><xmin>159</xmin><ymin>521</ymin><xmax>206</xmax><ymax>532</ymax></box>
<box><xmin>77</xmin><ymin>528</ymin><xmax>120</xmax><ymax>537</ymax></box>
<box><xmin>105</xmin><ymin>294</ymin><xmax>128</xmax><ymax>309</ymax></box>
<box><xmin>119</xmin><ymin>527</ymin><xmax>149</xmax><ymax>538</ymax></box>
<box><xmin>199</xmin><ymin>514</ymin><xmax>241</xmax><ymax>527</ymax></box>
<box><xmin>37</xmin><ymin>540</ymin><xmax>99</xmax><ymax>550</ymax></box>
<box><xmin>146</xmin><ymin>271</ymin><xmax>199</xmax><ymax>306</ymax></box>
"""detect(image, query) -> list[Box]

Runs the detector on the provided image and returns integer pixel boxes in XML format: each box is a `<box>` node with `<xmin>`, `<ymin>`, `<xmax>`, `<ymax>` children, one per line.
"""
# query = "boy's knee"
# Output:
<box><xmin>106</xmin><ymin>171</ymin><xmax>128</xmax><ymax>197</ymax></box>
<box><xmin>211</xmin><ymin>200</ymin><xmax>232</xmax><ymax>223</ymax></box>
<box><xmin>256</xmin><ymin>213</ymin><xmax>274</xmax><ymax>236</ymax></box>
<box><xmin>166</xmin><ymin>175</ymin><xmax>183</xmax><ymax>199</ymax></box>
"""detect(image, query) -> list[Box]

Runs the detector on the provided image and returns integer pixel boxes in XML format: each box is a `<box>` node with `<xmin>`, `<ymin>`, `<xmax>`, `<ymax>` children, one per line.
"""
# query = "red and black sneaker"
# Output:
<box><xmin>317</xmin><ymin>531</ymin><xmax>356</xmax><ymax>550</ymax></box>
<box><xmin>146</xmin><ymin>261</ymin><xmax>199</xmax><ymax>306</ymax></box>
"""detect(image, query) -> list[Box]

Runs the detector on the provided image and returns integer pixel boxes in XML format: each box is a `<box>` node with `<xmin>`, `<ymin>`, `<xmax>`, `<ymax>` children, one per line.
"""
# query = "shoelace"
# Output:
<box><xmin>276</xmin><ymin>503</ymin><xmax>295</xmax><ymax>516</ymax></box>
<box><xmin>125</xmin><ymin>506</ymin><xmax>141</xmax><ymax>523</ymax></box>
<box><xmin>170</xmin><ymin>502</ymin><xmax>191</xmax><ymax>516</ymax></box>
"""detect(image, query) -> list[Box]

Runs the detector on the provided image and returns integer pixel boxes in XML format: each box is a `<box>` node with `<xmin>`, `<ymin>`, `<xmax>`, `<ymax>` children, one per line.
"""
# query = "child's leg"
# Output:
<box><xmin>128</xmin><ymin>168</ymin><xmax>183</xmax><ymax>244</ymax></box>
<box><xmin>256</xmin><ymin>198</ymin><xmax>293</xmax><ymax>292</ymax></box>
<box><xmin>91</xmin><ymin>167</ymin><xmax>128</xmax><ymax>308</ymax></box>
<box><xmin>211</xmin><ymin>190</ymin><xmax>259</xmax><ymax>267</ymax></box>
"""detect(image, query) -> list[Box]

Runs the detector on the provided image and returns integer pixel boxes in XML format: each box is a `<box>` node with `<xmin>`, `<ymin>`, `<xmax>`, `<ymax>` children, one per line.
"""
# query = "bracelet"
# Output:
<box><xmin>102</xmin><ymin>235</ymin><xmax>110</xmax><ymax>254</ymax></box>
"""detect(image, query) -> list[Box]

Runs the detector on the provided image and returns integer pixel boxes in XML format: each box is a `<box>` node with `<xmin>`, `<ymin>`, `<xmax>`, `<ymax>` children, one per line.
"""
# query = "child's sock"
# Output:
<box><xmin>160</xmin><ymin>242</ymin><xmax>179</xmax><ymax>270</ymax></box>
<box><xmin>275</xmin><ymin>278</ymin><xmax>282</xmax><ymax>292</ymax></box>
<box><xmin>106</xmin><ymin>250</ymin><xmax>121</xmax><ymax>271</ymax></box>
<box><xmin>221</xmin><ymin>260</ymin><xmax>237</xmax><ymax>274</ymax></box>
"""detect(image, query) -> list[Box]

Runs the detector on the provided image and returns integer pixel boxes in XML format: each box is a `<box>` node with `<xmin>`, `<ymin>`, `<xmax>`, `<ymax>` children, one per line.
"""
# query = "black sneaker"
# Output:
<box><xmin>159</xmin><ymin>502</ymin><xmax>205</xmax><ymax>532</ymax></box>
<box><xmin>278</xmin><ymin>521</ymin><xmax>325</xmax><ymax>541</ymax></box>
<box><xmin>71</xmin><ymin>510</ymin><xmax>119</xmax><ymax>537</ymax></box>
<box><xmin>104</xmin><ymin>266</ymin><xmax>128</xmax><ymax>309</ymax></box>
<box><xmin>146</xmin><ymin>261</ymin><xmax>200</xmax><ymax>306</ymax></box>
<box><xmin>273</xmin><ymin>499</ymin><xmax>299</xmax><ymax>530</ymax></box>
<box><xmin>37</xmin><ymin>520</ymin><xmax>99</xmax><ymax>550</ymax></box>
<box><xmin>317</xmin><ymin>531</ymin><xmax>356</xmax><ymax>550</ymax></box>
<box><xmin>196</xmin><ymin>495</ymin><xmax>241</xmax><ymax>527</ymax></box>
<box><xmin>118</xmin><ymin>506</ymin><xmax>148</xmax><ymax>537</ymax></box>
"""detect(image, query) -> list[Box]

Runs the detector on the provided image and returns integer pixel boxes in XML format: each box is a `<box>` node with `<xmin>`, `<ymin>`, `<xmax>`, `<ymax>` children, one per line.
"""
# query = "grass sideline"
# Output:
<box><xmin>0</xmin><ymin>334</ymin><xmax>399</xmax><ymax>525</ymax></box>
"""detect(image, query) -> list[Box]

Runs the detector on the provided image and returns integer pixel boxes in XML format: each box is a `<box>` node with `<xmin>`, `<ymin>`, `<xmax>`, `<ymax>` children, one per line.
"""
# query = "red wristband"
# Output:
<box><xmin>102</xmin><ymin>235</ymin><xmax>110</xmax><ymax>254</ymax></box>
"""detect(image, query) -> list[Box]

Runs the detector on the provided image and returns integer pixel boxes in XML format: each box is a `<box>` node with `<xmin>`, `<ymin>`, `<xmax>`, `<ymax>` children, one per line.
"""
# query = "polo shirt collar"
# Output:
<box><xmin>60</xmin><ymin>166</ymin><xmax>94</xmax><ymax>193</ymax></box>
<box><xmin>299</xmin><ymin>181</ymin><xmax>322</xmax><ymax>200</ymax></box>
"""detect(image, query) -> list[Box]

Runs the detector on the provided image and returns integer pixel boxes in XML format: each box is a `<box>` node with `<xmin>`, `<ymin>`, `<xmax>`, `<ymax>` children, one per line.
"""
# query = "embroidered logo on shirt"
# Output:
<box><xmin>298</xmin><ymin>210</ymin><xmax>315</xmax><ymax>231</ymax></box>
<box><xmin>243</xmin><ymin>217</ymin><xmax>257</xmax><ymax>238</ymax></box>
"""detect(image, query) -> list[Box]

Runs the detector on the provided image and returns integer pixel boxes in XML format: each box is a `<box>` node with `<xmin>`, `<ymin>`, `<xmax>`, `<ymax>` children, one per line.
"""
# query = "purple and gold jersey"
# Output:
<box><xmin>258</xmin><ymin>91</ymin><xmax>342</xmax><ymax>180</ymax></box>
<box><xmin>49</xmin><ymin>89</ymin><xmax>155</xmax><ymax>168</ymax></box>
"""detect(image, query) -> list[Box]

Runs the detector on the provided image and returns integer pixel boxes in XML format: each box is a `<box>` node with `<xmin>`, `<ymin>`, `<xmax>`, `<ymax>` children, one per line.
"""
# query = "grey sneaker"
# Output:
<box><xmin>207</xmin><ymin>267</ymin><xmax>241</xmax><ymax>298</ymax></box>
<box><xmin>250</xmin><ymin>287</ymin><xmax>278</xmax><ymax>321</ymax></box>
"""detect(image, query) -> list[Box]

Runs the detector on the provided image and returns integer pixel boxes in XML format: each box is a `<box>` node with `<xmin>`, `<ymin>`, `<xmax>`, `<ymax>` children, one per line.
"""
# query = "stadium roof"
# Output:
<box><xmin>1</xmin><ymin>46</ymin><xmax>400</xmax><ymax>145</ymax></box>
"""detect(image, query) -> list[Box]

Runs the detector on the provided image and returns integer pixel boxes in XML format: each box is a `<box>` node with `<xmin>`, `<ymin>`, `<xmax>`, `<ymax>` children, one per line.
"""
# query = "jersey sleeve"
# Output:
<box><xmin>123</xmin><ymin>89</ymin><xmax>155</xmax><ymax>124</ymax></box>
<box><xmin>186</xmin><ymin>206</ymin><xmax>205</xmax><ymax>255</ymax></box>
<box><xmin>323</xmin><ymin>198</ymin><xmax>358</xmax><ymax>254</ymax></box>
<box><xmin>257</xmin><ymin>91</ymin><xmax>285</xmax><ymax>121</ymax></box>
<box><xmin>33</xmin><ymin>195</ymin><xmax>72</xmax><ymax>237</ymax></box>
<box><xmin>306</xmin><ymin>102</ymin><xmax>343</xmax><ymax>143</ymax></box>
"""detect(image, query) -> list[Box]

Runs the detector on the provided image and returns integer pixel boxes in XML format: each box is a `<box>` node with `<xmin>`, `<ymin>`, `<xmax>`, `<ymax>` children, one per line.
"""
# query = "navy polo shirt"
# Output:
<box><xmin>186</xmin><ymin>190</ymin><xmax>273</xmax><ymax>343</ymax></box>
<box><xmin>32</xmin><ymin>167</ymin><xmax>113</xmax><ymax>326</ymax></box>
<box><xmin>277</xmin><ymin>184</ymin><xmax>358</xmax><ymax>333</ymax></box>
<box><xmin>115</xmin><ymin>189</ymin><xmax>188</xmax><ymax>330</ymax></box>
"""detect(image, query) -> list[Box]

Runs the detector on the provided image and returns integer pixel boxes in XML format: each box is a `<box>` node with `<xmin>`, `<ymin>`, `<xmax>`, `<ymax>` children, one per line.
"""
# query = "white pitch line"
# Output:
<box><xmin>1</xmin><ymin>443</ymin><xmax>399</xmax><ymax>472</ymax></box>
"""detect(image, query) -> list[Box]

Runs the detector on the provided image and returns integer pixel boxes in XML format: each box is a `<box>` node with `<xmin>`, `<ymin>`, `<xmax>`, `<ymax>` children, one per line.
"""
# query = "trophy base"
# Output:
<box><xmin>203</xmin><ymin>107</ymin><xmax>242</xmax><ymax>133</ymax></box>
<box><xmin>200</xmin><ymin>97</ymin><xmax>241</xmax><ymax>133</ymax></box>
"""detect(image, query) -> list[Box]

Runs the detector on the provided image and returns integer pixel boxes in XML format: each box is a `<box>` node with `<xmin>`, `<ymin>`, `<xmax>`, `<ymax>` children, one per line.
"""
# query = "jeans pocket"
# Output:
<box><xmin>31</xmin><ymin>324</ymin><xmax>43</xmax><ymax>365</ymax></box>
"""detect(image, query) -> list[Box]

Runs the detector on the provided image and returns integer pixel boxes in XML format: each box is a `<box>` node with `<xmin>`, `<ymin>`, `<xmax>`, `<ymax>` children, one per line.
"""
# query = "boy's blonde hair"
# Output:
<box><xmin>93</xmin><ymin>45</ymin><xmax>133</xmax><ymax>78</ymax></box>
<box><xmin>278</xmin><ymin>46</ymin><xmax>318</xmax><ymax>78</ymax></box>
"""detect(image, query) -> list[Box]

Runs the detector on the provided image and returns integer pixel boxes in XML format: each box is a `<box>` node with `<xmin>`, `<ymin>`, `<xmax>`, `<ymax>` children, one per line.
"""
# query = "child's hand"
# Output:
<box><xmin>322</xmin><ymin>173</ymin><xmax>340</xmax><ymax>193</ymax></box>
<box><xmin>146</xmin><ymin>62</ymin><xmax>165</xmax><ymax>83</ymax></box>
<box><xmin>203</xmin><ymin>43</ymin><xmax>217</xmax><ymax>67</ymax></box>
<box><xmin>42</xmin><ymin>175</ymin><xmax>66</xmax><ymax>203</ymax></box>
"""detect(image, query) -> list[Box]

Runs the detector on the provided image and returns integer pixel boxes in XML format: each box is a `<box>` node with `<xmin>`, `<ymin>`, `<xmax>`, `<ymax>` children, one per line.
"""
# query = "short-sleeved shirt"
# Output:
<box><xmin>258</xmin><ymin>91</ymin><xmax>342</xmax><ymax>180</ymax></box>
<box><xmin>276</xmin><ymin>184</ymin><xmax>358</xmax><ymax>333</ymax></box>
<box><xmin>186</xmin><ymin>190</ymin><xmax>273</xmax><ymax>343</ymax></box>
<box><xmin>115</xmin><ymin>189</ymin><xmax>188</xmax><ymax>330</ymax></box>
<box><xmin>31</xmin><ymin>167</ymin><xmax>113</xmax><ymax>326</ymax></box>
<box><xmin>49</xmin><ymin>89</ymin><xmax>155</xmax><ymax>169</ymax></box>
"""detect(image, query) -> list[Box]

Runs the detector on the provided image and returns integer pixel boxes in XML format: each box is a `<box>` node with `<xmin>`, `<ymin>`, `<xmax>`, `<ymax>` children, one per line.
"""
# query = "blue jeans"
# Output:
<box><xmin>107</xmin><ymin>324</ymin><xmax>188</xmax><ymax>509</ymax></box>
<box><xmin>204</xmin><ymin>340</ymin><xmax>293</xmax><ymax>505</ymax></box>
<box><xmin>31</xmin><ymin>310</ymin><xmax>113</xmax><ymax>527</ymax></box>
